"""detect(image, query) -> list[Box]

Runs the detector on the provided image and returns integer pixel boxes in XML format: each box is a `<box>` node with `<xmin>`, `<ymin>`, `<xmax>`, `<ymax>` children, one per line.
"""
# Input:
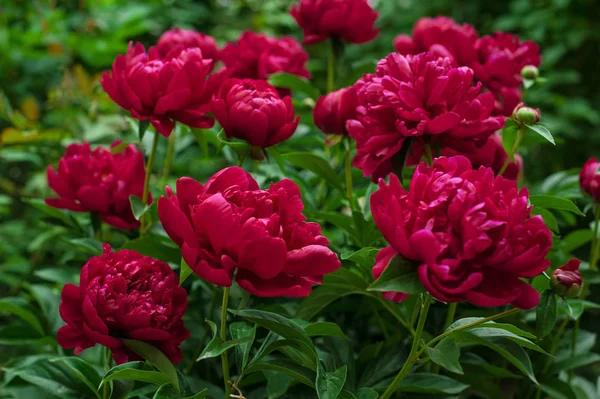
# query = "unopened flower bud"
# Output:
<box><xmin>521</xmin><ymin>65</ymin><xmax>539</xmax><ymax>80</ymax></box>
<box><xmin>550</xmin><ymin>259</ymin><xmax>582</xmax><ymax>298</ymax></box>
<box><xmin>513</xmin><ymin>102</ymin><xmax>541</xmax><ymax>125</ymax></box>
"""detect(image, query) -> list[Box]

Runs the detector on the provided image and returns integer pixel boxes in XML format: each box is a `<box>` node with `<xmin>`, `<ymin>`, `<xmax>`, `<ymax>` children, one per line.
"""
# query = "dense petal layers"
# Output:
<box><xmin>220</xmin><ymin>31</ymin><xmax>310</xmax><ymax>82</ymax></box>
<box><xmin>290</xmin><ymin>0</ymin><xmax>379</xmax><ymax>45</ymax></box>
<box><xmin>347</xmin><ymin>52</ymin><xmax>503</xmax><ymax>181</ymax></box>
<box><xmin>101</xmin><ymin>42</ymin><xmax>225</xmax><ymax>137</ymax></box>
<box><xmin>371</xmin><ymin>156</ymin><xmax>552</xmax><ymax>309</ymax></box>
<box><xmin>56</xmin><ymin>245</ymin><xmax>189</xmax><ymax>364</ymax></box>
<box><xmin>156</xmin><ymin>27</ymin><xmax>219</xmax><ymax>65</ymax></box>
<box><xmin>313</xmin><ymin>86</ymin><xmax>358</xmax><ymax>136</ymax></box>
<box><xmin>580</xmin><ymin>158</ymin><xmax>600</xmax><ymax>202</ymax></box>
<box><xmin>46</xmin><ymin>141</ymin><xmax>146</xmax><ymax>229</ymax></box>
<box><xmin>158</xmin><ymin>167</ymin><xmax>340</xmax><ymax>297</ymax></box>
<box><xmin>212</xmin><ymin>78</ymin><xmax>299</xmax><ymax>148</ymax></box>
<box><xmin>393</xmin><ymin>17</ymin><xmax>541</xmax><ymax>116</ymax></box>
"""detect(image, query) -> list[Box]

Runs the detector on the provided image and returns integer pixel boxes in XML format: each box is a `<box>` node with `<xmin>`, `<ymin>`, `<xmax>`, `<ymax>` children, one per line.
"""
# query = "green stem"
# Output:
<box><xmin>499</xmin><ymin>127</ymin><xmax>524</xmax><ymax>175</ymax></box>
<box><xmin>344</xmin><ymin>138</ymin><xmax>354</xmax><ymax>211</ymax></box>
<box><xmin>91</xmin><ymin>212</ymin><xmax>102</xmax><ymax>242</ymax></box>
<box><xmin>238</xmin><ymin>153</ymin><xmax>246</xmax><ymax>167</ymax></box>
<box><xmin>424</xmin><ymin>144</ymin><xmax>434</xmax><ymax>166</ymax></box>
<box><xmin>380</xmin><ymin>294</ymin><xmax>433</xmax><ymax>399</ymax></box>
<box><xmin>432</xmin><ymin>302</ymin><xmax>458</xmax><ymax>374</ymax></box>
<box><xmin>140</xmin><ymin>131</ymin><xmax>160</xmax><ymax>234</ymax></box>
<box><xmin>542</xmin><ymin>317</ymin><xmax>569</xmax><ymax>374</ymax></box>
<box><xmin>102</xmin><ymin>347</ymin><xmax>111</xmax><ymax>399</ymax></box>
<box><xmin>162</xmin><ymin>132</ymin><xmax>176</xmax><ymax>184</ymax></box>
<box><xmin>419</xmin><ymin>307</ymin><xmax>521</xmax><ymax>358</ymax></box>
<box><xmin>377</xmin><ymin>295</ymin><xmax>416</xmax><ymax>337</ymax></box>
<box><xmin>220</xmin><ymin>287</ymin><xmax>231</xmax><ymax>398</ymax></box>
<box><xmin>327</xmin><ymin>39</ymin><xmax>335</xmax><ymax>93</ymax></box>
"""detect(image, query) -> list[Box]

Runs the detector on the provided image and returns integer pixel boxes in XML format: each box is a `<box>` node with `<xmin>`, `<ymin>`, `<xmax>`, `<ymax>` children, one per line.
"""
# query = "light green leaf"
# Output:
<box><xmin>122</xmin><ymin>339</ymin><xmax>179</xmax><ymax>392</ymax></box>
<box><xmin>316</xmin><ymin>364</ymin><xmax>347</xmax><ymax>399</ymax></box>
<box><xmin>526</xmin><ymin>124</ymin><xmax>555</xmax><ymax>145</ymax></box>
<box><xmin>282</xmin><ymin>152</ymin><xmax>344</xmax><ymax>192</ymax></box>
<box><xmin>399</xmin><ymin>372</ymin><xmax>469</xmax><ymax>394</ymax></box>
<box><xmin>179</xmin><ymin>258</ymin><xmax>194</xmax><ymax>285</ymax></box>
<box><xmin>536</xmin><ymin>290</ymin><xmax>558</xmax><ymax>338</ymax></box>
<box><xmin>305</xmin><ymin>322</ymin><xmax>348</xmax><ymax>340</ymax></box>
<box><xmin>529</xmin><ymin>194</ymin><xmax>584</xmax><ymax>216</ymax></box>
<box><xmin>229</xmin><ymin>322</ymin><xmax>256</xmax><ymax>374</ymax></box>
<box><xmin>267</xmin><ymin>72</ymin><xmax>320</xmax><ymax>100</ymax></box>
<box><xmin>197</xmin><ymin>320</ymin><xmax>253</xmax><ymax>361</ymax></box>
<box><xmin>426</xmin><ymin>338</ymin><xmax>463</xmax><ymax>374</ymax></box>
<box><xmin>99</xmin><ymin>361</ymin><xmax>170</xmax><ymax>388</ymax></box>
<box><xmin>367</xmin><ymin>254</ymin><xmax>424</xmax><ymax>295</ymax></box>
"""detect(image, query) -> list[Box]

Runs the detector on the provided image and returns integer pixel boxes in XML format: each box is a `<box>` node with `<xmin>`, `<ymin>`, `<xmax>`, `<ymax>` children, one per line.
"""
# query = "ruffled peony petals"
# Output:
<box><xmin>158</xmin><ymin>195</ymin><xmax>197</xmax><ymax>247</ymax></box>
<box><xmin>284</xmin><ymin>245</ymin><xmax>341</xmax><ymax>277</ymax></box>
<box><xmin>236</xmin><ymin>270</ymin><xmax>313</xmax><ymax>297</ymax></box>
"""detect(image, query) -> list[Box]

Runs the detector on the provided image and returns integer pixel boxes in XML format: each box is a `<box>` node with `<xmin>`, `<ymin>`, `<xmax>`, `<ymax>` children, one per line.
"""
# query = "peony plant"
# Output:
<box><xmin>4</xmin><ymin>3</ymin><xmax>599</xmax><ymax>399</ymax></box>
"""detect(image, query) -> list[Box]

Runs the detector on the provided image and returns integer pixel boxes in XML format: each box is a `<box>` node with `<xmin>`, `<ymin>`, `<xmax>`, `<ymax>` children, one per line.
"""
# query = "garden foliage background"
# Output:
<box><xmin>1</xmin><ymin>0</ymin><xmax>600</xmax><ymax>398</ymax></box>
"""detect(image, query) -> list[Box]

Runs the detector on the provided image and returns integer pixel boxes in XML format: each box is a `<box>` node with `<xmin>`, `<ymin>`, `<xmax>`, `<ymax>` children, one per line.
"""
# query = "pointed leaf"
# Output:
<box><xmin>529</xmin><ymin>194</ymin><xmax>584</xmax><ymax>216</ymax></box>
<box><xmin>282</xmin><ymin>152</ymin><xmax>344</xmax><ymax>192</ymax></box>
<box><xmin>536</xmin><ymin>290</ymin><xmax>558</xmax><ymax>338</ymax></box>
<box><xmin>122</xmin><ymin>339</ymin><xmax>179</xmax><ymax>391</ymax></box>
<box><xmin>99</xmin><ymin>361</ymin><xmax>170</xmax><ymax>388</ymax></box>
<box><xmin>367</xmin><ymin>254</ymin><xmax>424</xmax><ymax>295</ymax></box>
<box><xmin>426</xmin><ymin>338</ymin><xmax>463</xmax><ymax>374</ymax></box>
<box><xmin>399</xmin><ymin>373</ymin><xmax>469</xmax><ymax>394</ymax></box>
<box><xmin>316</xmin><ymin>364</ymin><xmax>347</xmax><ymax>399</ymax></box>
<box><xmin>526</xmin><ymin>124</ymin><xmax>555</xmax><ymax>145</ymax></box>
<box><xmin>229</xmin><ymin>322</ymin><xmax>256</xmax><ymax>374</ymax></box>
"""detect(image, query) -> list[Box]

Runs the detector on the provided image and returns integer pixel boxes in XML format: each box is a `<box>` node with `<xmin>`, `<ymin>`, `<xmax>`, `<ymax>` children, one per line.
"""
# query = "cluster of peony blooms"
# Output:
<box><xmin>48</xmin><ymin>1</ymin><xmax>557</xmax><ymax>366</ymax></box>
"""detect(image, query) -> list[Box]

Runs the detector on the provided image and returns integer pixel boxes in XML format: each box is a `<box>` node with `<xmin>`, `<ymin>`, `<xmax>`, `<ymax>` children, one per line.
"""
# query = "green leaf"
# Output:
<box><xmin>529</xmin><ymin>194</ymin><xmax>584</xmax><ymax>215</ymax></box>
<box><xmin>446</xmin><ymin>318</ymin><xmax>536</xmax><ymax>339</ymax></box>
<box><xmin>531</xmin><ymin>207</ymin><xmax>559</xmax><ymax>233</ymax></box>
<box><xmin>305</xmin><ymin>322</ymin><xmax>348</xmax><ymax>340</ymax></box>
<box><xmin>243</xmin><ymin>359</ymin><xmax>316</xmax><ymax>388</ymax></box>
<box><xmin>51</xmin><ymin>357</ymin><xmax>102</xmax><ymax>399</ymax></box>
<box><xmin>426</xmin><ymin>338</ymin><xmax>463</xmax><ymax>374</ymax></box>
<box><xmin>282</xmin><ymin>152</ymin><xmax>344</xmax><ymax>192</ymax></box>
<box><xmin>197</xmin><ymin>320</ymin><xmax>253</xmax><ymax>361</ymax></box>
<box><xmin>69</xmin><ymin>238</ymin><xmax>103</xmax><ymax>255</ymax></box>
<box><xmin>0</xmin><ymin>298</ymin><xmax>45</xmax><ymax>336</ymax></box>
<box><xmin>355</xmin><ymin>388</ymin><xmax>379</xmax><ymax>399</ymax></box>
<box><xmin>461</xmin><ymin>353</ymin><xmax>520</xmax><ymax>378</ymax></box>
<box><xmin>562</xmin><ymin>229</ymin><xmax>593</xmax><ymax>253</ymax></box>
<box><xmin>267</xmin><ymin>147</ymin><xmax>287</xmax><ymax>174</ymax></box>
<box><xmin>23</xmin><ymin>198</ymin><xmax>78</xmax><ymax>228</ymax></box>
<box><xmin>110</xmin><ymin>141</ymin><xmax>130</xmax><ymax>155</ymax></box>
<box><xmin>122</xmin><ymin>339</ymin><xmax>179</xmax><ymax>392</ymax></box>
<box><xmin>540</xmin><ymin>380</ymin><xmax>577</xmax><ymax>399</ymax></box>
<box><xmin>451</xmin><ymin>331</ymin><xmax>537</xmax><ymax>383</ymax></box>
<box><xmin>341</xmin><ymin>248</ymin><xmax>379</xmax><ymax>269</ymax></box>
<box><xmin>550</xmin><ymin>353</ymin><xmax>600</xmax><ymax>374</ymax></box>
<box><xmin>129</xmin><ymin>195</ymin><xmax>148</xmax><ymax>221</ymax></box>
<box><xmin>216</xmin><ymin>129</ymin><xmax>249</xmax><ymax>156</ymax></box>
<box><xmin>297</xmin><ymin>286</ymin><xmax>362</xmax><ymax>321</ymax></box>
<box><xmin>367</xmin><ymin>254</ymin><xmax>424</xmax><ymax>295</ymax></box>
<box><xmin>100</xmin><ymin>361</ymin><xmax>170</xmax><ymax>388</ymax></box>
<box><xmin>184</xmin><ymin>389</ymin><xmax>207</xmax><ymax>399</ymax></box>
<box><xmin>121</xmin><ymin>236</ymin><xmax>181</xmax><ymax>264</ymax></box>
<box><xmin>399</xmin><ymin>373</ymin><xmax>469</xmax><ymax>394</ymax></box>
<box><xmin>454</xmin><ymin>326</ymin><xmax>546</xmax><ymax>354</ymax></box>
<box><xmin>138</xmin><ymin>120</ymin><xmax>150</xmax><ymax>141</ymax></box>
<box><xmin>179</xmin><ymin>258</ymin><xmax>194</xmax><ymax>285</ymax></box>
<box><xmin>537</xmin><ymin>290</ymin><xmax>558</xmax><ymax>338</ymax></box>
<box><xmin>526</xmin><ymin>124</ymin><xmax>555</xmax><ymax>145</ymax></box>
<box><xmin>230</xmin><ymin>322</ymin><xmax>256</xmax><ymax>375</ymax></box>
<box><xmin>267</xmin><ymin>72</ymin><xmax>320</xmax><ymax>100</ymax></box>
<box><xmin>231</xmin><ymin>309</ymin><xmax>317</xmax><ymax>360</ymax></box>
<box><xmin>153</xmin><ymin>383</ymin><xmax>179</xmax><ymax>399</ymax></box>
<box><xmin>501</xmin><ymin>124</ymin><xmax>518</xmax><ymax>156</ymax></box>
<box><xmin>316</xmin><ymin>364</ymin><xmax>347</xmax><ymax>399</ymax></box>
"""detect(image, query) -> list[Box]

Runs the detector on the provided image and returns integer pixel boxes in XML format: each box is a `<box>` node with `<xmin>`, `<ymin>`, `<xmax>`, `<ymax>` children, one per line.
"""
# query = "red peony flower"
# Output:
<box><xmin>46</xmin><ymin>141</ymin><xmax>146</xmax><ymax>229</ymax></box>
<box><xmin>393</xmin><ymin>17</ymin><xmax>478</xmax><ymax>67</ymax></box>
<box><xmin>156</xmin><ymin>27</ymin><xmax>219</xmax><ymax>64</ymax></box>
<box><xmin>101</xmin><ymin>42</ymin><xmax>225</xmax><ymax>137</ymax></box>
<box><xmin>372</xmin><ymin>246</ymin><xmax>410</xmax><ymax>303</ymax></box>
<box><xmin>56</xmin><ymin>245</ymin><xmax>189</xmax><ymax>364</ymax></box>
<box><xmin>313</xmin><ymin>86</ymin><xmax>358</xmax><ymax>136</ymax></box>
<box><xmin>158</xmin><ymin>167</ymin><xmax>340</xmax><ymax>297</ymax></box>
<box><xmin>393</xmin><ymin>18</ymin><xmax>541</xmax><ymax>116</ymax></box>
<box><xmin>441</xmin><ymin>133</ymin><xmax>522</xmax><ymax>180</ymax></box>
<box><xmin>290</xmin><ymin>0</ymin><xmax>379</xmax><ymax>45</ymax></box>
<box><xmin>212</xmin><ymin>78</ymin><xmax>299</xmax><ymax>148</ymax></box>
<box><xmin>580</xmin><ymin>158</ymin><xmax>600</xmax><ymax>202</ymax></box>
<box><xmin>219</xmin><ymin>31</ymin><xmax>310</xmax><ymax>82</ymax></box>
<box><xmin>550</xmin><ymin>259</ymin><xmax>582</xmax><ymax>298</ymax></box>
<box><xmin>346</xmin><ymin>52</ymin><xmax>504</xmax><ymax>181</ymax></box>
<box><xmin>371</xmin><ymin>156</ymin><xmax>552</xmax><ymax>309</ymax></box>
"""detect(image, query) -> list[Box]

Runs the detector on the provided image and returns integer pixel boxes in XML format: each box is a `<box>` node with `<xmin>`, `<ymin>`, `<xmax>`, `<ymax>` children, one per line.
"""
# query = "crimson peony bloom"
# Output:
<box><xmin>580</xmin><ymin>158</ymin><xmax>600</xmax><ymax>202</ymax></box>
<box><xmin>212</xmin><ymin>78</ymin><xmax>299</xmax><ymax>148</ymax></box>
<box><xmin>346</xmin><ymin>52</ymin><xmax>503</xmax><ymax>181</ymax></box>
<box><xmin>393</xmin><ymin>18</ymin><xmax>541</xmax><ymax>116</ymax></box>
<box><xmin>46</xmin><ymin>141</ymin><xmax>146</xmax><ymax>229</ymax></box>
<box><xmin>101</xmin><ymin>42</ymin><xmax>225</xmax><ymax>137</ymax></box>
<box><xmin>56</xmin><ymin>245</ymin><xmax>189</xmax><ymax>364</ymax></box>
<box><xmin>158</xmin><ymin>167</ymin><xmax>340</xmax><ymax>297</ymax></box>
<box><xmin>393</xmin><ymin>17</ymin><xmax>478</xmax><ymax>67</ymax></box>
<box><xmin>441</xmin><ymin>133</ymin><xmax>522</xmax><ymax>180</ymax></box>
<box><xmin>313</xmin><ymin>86</ymin><xmax>358</xmax><ymax>136</ymax></box>
<box><xmin>156</xmin><ymin>27</ymin><xmax>219</xmax><ymax>64</ymax></box>
<box><xmin>550</xmin><ymin>259</ymin><xmax>582</xmax><ymax>298</ymax></box>
<box><xmin>371</xmin><ymin>156</ymin><xmax>552</xmax><ymax>309</ymax></box>
<box><xmin>219</xmin><ymin>31</ymin><xmax>310</xmax><ymax>81</ymax></box>
<box><xmin>290</xmin><ymin>0</ymin><xmax>379</xmax><ymax>45</ymax></box>
<box><xmin>372</xmin><ymin>246</ymin><xmax>410</xmax><ymax>303</ymax></box>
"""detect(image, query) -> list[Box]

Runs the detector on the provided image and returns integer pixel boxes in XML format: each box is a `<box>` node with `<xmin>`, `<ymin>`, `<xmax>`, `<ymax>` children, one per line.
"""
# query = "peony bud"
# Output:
<box><xmin>521</xmin><ymin>65</ymin><xmax>540</xmax><ymax>80</ymax></box>
<box><xmin>580</xmin><ymin>158</ymin><xmax>600</xmax><ymax>202</ymax></box>
<box><xmin>550</xmin><ymin>259</ymin><xmax>582</xmax><ymax>298</ymax></box>
<box><xmin>513</xmin><ymin>102</ymin><xmax>541</xmax><ymax>125</ymax></box>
